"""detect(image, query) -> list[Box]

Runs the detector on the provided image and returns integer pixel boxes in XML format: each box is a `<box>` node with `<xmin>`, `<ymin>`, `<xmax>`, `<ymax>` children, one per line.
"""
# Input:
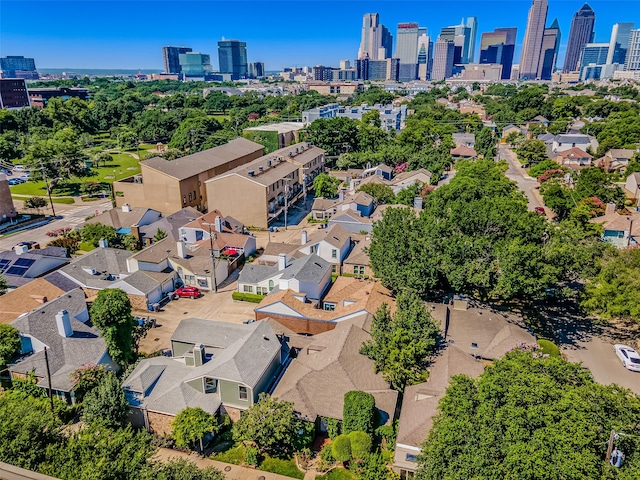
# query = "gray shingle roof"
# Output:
<box><xmin>139</xmin><ymin>207</ymin><xmax>201</xmax><ymax>242</ymax></box>
<box><xmin>555</xmin><ymin>134</ymin><xmax>590</xmax><ymax>144</ymax></box>
<box><xmin>85</xmin><ymin>207</ymin><xmax>159</xmax><ymax>230</ymax></box>
<box><xmin>238</xmin><ymin>263</ymin><xmax>280</xmax><ymax>285</ymax></box>
<box><xmin>279</xmin><ymin>254</ymin><xmax>331</xmax><ymax>284</ymax></box>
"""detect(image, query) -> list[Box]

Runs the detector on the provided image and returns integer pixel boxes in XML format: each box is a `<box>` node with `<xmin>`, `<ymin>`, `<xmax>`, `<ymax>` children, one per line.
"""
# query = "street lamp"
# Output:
<box><xmin>202</xmin><ymin>222</ymin><xmax>218</xmax><ymax>293</ymax></box>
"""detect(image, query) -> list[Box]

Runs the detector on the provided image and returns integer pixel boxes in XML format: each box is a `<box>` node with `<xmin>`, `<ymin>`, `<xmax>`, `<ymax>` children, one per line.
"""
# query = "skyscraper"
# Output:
<box><xmin>248</xmin><ymin>62</ymin><xmax>265</xmax><ymax>78</ymax></box>
<box><xmin>440</xmin><ymin>19</ymin><xmax>475</xmax><ymax>65</ymax></box>
<box><xmin>479</xmin><ymin>28</ymin><xmax>517</xmax><ymax>80</ymax></box>
<box><xmin>606</xmin><ymin>22</ymin><xmax>635</xmax><ymax>65</ymax></box>
<box><xmin>579</xmin><ymin>43</ymin><xmax>610</xmax><ymax>80</ymax></box>
<box><xmin>217</xmin><ymin>39</ymin><xmax>248</xmax><ymax>80</ymax></box>
<box><xmin>431</xmin><ymin>38</ymin><xmax>455</xmax><ymax>81</ymax></box>
<box><xmin>538</xmin><ymin>19</ymin><xmax>561</xmax><ymax>80</ymax></box>
<box><xmin>519</xmin><ymin>0</ymin><xmax>549</xmax><ymax>79</ymax></box>
<box><xmin>466</xmin><ymin>17</ymin><xmax>478</xmax><ymax>63</ymax></box>
<box><xmin>359</xmin><ymin>13</ymin><xmax>392</xmax><ymax>60</ymax></box>
<box><xmin>417</xmin><ymin>34</ymin><xmax>433</xmax><ymax>80</ymax></box>
<box><xmin>0</xmin><ymin>56</ymin><xmax>39</xmax><ymax>80</ymax></box>
<box><xmin>179</xmin><ymin>53</ymin><xmax>212</xmax><ymax>78</ymax></box>
<box><xmin>625</xmin><ymin>29</ymin><xmax>640</xmax><ymax>71</ymax></box>
<box><xmin>395</xmin><ymin>22</ymin><xmax>420</xmax><ymax>81</ymax></box>
<box><xmin>563</xmin><ymin>4</ymin><xmax>596</xmax><ymax>72</ymax></box>
<box><xmin>162</xmin><ymin>46</ymin><xmax>192</xmax><ymax>74</ymax></box>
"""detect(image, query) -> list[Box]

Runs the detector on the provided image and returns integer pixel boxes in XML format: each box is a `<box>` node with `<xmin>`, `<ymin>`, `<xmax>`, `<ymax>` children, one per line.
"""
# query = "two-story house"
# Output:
<box><xmin>297</xmin><ymin>224</ymin><xmax>352</xmax><ymax>273</ymax></box>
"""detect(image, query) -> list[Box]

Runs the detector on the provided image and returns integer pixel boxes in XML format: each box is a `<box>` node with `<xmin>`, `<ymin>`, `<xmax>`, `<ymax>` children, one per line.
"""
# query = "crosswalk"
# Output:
<box><xmin>64</xmin><ymin>202</ymin><xmax>112</xmax><ymax>218</ymax></box>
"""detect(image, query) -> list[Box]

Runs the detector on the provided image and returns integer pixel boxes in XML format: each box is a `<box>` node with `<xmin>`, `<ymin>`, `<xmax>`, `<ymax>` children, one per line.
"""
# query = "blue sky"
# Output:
<box><xmin>1</xmin><ymin>1</ymin><xmax>640</xmax><ymax>70</ymax></box>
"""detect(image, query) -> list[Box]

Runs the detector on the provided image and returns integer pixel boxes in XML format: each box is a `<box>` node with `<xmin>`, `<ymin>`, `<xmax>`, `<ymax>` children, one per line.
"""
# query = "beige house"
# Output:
<box><xmin>205</xmin><ymin>143</ymin><xmax>325</xmax><ymax>228</ymax></box>
<box><xmin>307</xmin><ymin>83</ymin><xmax>363</xmax><ymax>96</ymax></box>
<box><xmin>113</xmin><ymin>138</ymin><xmax>264</xmax><ymax>214</ymax></box>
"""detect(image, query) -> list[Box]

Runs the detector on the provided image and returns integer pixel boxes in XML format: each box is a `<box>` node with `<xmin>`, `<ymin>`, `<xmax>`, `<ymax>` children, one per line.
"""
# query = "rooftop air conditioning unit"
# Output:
<box><xmin>258</xmin><ymin>166</ymin><xmax>264</xmax><ymax>173</ymax></box>
<box><xmin>267</xmin><ymin>160</ymin><xmax>272</xmax><ymax>167</ymax></box>
<box><xmin>248</xmin><ymin>170</ymin><xmax>255</xmax><ymax>176</ymax></box>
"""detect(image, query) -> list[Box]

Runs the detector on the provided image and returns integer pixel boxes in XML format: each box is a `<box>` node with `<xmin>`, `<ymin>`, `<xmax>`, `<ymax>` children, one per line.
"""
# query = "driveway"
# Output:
<box><xmin>499</xmin><ymin>144</ymin><xmax>543</xmax><ymax>211</ymax></box>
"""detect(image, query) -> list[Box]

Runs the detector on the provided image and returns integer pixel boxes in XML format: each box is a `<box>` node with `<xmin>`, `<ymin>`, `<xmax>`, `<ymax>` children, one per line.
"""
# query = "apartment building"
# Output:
<box><xmin>113</xmin><ymin>138</ymin><xmax>264</xmax><ymax>214</ymax></box>
<box><xmin>205</xmin><ymin>143</ymin><xmax>325</xmax><ymax>228</ymax></box>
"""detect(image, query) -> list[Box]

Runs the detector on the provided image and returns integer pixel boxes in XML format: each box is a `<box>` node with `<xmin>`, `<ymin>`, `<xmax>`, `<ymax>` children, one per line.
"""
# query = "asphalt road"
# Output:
<box><xmin>499</xmin><ymin>144</ymin><xmax>543</xmax><ymax>211</ymax></box>
<box><xmin>0</xmin><ymin>200</ymin><xmax>112</xmax><ymax>251</ymax></box>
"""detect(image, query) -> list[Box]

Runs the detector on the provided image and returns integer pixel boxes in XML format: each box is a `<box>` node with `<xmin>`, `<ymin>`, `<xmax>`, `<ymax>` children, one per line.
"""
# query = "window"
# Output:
<box><xmin>183</xmin><ymin>195</ymin><xmax>187</xmax><ymax>205</ymax></box>
<box><xmin>354</xmin><ymin>265</ymin><xmax>359</xmax><ymax>274</ymax></box>
<box><xmin>188</xmin><ymin>192</ymin><xmax>192</xmax><ymax>202</ymax></box>
<box><xmin>332</xmin><ymin>265</ymin><xmax>337</xmax><ymax>273</ymax></box>
<box><xmin>238</xmin><ymin>385</ymin><xmax>248</xmax><ymax>401</ymax></box>
<box><xmin>268</xmin><ymin>280</ymin><xmax>274</xmax><ymax>291</ymax></box>
<box><xmin>243</xmin><ymin>285</ymin><xmax>253</xmax><ymax>293</ymax></box>
<box><xmin>324</xmin><ymin>303</ymin><xmax>336</xmax><ymax>311</ymax></box>
<box><xmin>332</xmin><ymin>249</ymin><xmax>337</xmax><ymax>258</ymax></box>
<box><xmin>359</xmin><ymin>266</ymin><xmax>365</xmax><ymax>275</ymax></box>
<box><xmin>405</xmin><ymin>454</ymin><xmax>417</xmax><ymax>462</ymax></box>
<box><xmin>204</xmin><ymin>378</ymin><xmax>217</xmax><ymax>393</ymax></box>
<box><xmin>471</xmin><ymin>342</ymin><xmax>478</xmax><ymax>349</ymax></box>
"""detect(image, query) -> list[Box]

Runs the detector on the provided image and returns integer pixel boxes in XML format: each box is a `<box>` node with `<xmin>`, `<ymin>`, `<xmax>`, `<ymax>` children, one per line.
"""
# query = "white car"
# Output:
<box><xmin>614</xmin><ymin>344</ymin><xmax>640</xmax><ymax>372</ymax></box>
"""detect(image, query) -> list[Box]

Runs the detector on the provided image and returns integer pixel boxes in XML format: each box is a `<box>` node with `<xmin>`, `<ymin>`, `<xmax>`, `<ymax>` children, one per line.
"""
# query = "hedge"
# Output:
<box><xmin>343</xmin><ymin>391</ymin><xmax>375</xmax><ymax>435</ymax></box>
<box><xmin>232</xmin><ymin>292</ymin><xmax>265</xmax><ymax>303</ymax></box>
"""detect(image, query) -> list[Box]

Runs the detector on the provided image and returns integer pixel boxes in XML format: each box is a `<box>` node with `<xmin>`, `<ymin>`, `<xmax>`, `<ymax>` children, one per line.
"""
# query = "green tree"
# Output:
<box><xmin>516</xmin><ymin>139</ymin><xmax>549</xmax><ymax>166</ymax></box>
<box><xmin>475</xmin><ymin>127</ymin><xmax>496</xmax><ymax>159</ymax></box>
<box><xmin>331</xmin><ymin>434</ymin><xmax>352</xmax><ymax>463</ymax></box>
<box><xmin>505</xmin><ymin>131</ymin><xmax>525</xmax><ymax>147</ymax></box>
<box><xmin>153</xmin><ymin>458</ymin><xmax>225</xmax><ymax>480</ymax></box>
<box><xmin>361</xmin><ymin>293</ymin><xmax>440</xmax><ymax>391</ymax></box>
<box><xmin>81</xmin><ymin>372</ymin><xmax>129</xmax><ymax>428</ymax></box>
<box><xmin>343</xmin><ymin>391</ymin><xmax>376</xmax><ymax>435</ymax></box>
<box><xmin>529</xmin><ymin>159</ymin><xmax>564</xmax><ymax>178</ymax></box>
<box><xmin>313</xmin><ymin>173</ymin><xmax>341</xmax><ymax>199</ymax></box>
<box><xmin>69</xmin><ymin>363</ymin><xmax>109</xmax><ymax>402</ymax></box>
<box><xmin>169</xmin><ymin>116</ymin><xmax>222</xmax><ymax>152</ymax></box>
<box><xmin>0</xmin><ymin>324</ymin><xmax>21</xmax><ymax>368</ymax></box>
<box><xmin>93</xmin><ymin>151</ymin><xmax>113</xmax><ymax>167</ymax></box>
<box><xmin>232</xmin><ymin>393</ymin><xmax>304</xmax><ymax>455</ymax></box>
<box><xmin>347</xmin><ymin>431</ymin><xmax>372</xmax><ymax>460</ymax></box>
<box><xmin>89</xmin><ymin>288</ymin><xmax>136</xmax><ymax>366</ymax></box>
<box><xmin>351</xmin><ymin>452</ymin><xmax>393</xmax><ymax>480</ymax></box>
<box><xmin>173</xmin><ymin>407</ymin><xmax>219</xmax><ymax>451</ymax></box>
<box><xmin>80</xmin><ymin>222</ymin><xmax>118</xmax><ymax>248</ymax></box>
<box><xmin>415</xmin><ymin>345</ymin><xmax>640</xmax><ymax>480</ymax></box>
<box><xmin>302</xmin><ymin>117</ymin><xmax>359</xmax><ymax>156</ymax></box>
<box><xmin>24</xmin><ymin>196</ymin><xmax>48</xmax><ymax>214</ymax></box>
<box><xmin>154</xmin><ymin>228</ymin><xmax>168</xmax><ymax>242</ymax></box>
<box><xmin>357</xmin><ymin>183</ymin><xmax>395</xmax><ymax>205</ymax></box>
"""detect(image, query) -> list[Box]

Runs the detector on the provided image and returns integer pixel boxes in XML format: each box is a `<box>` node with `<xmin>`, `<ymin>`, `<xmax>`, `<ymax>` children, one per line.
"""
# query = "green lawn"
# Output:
<box><xmin>210</xmin><ymin>444</ymin><xmax>246</xmax><ymax>465</ymax></box>
<box><xmin>317</xmin><ymin>468</ymin><xmax>356</xmax><ymax>479</ymax></box>
<box><xmin>12</xmin><ymin>195</ymin><xmax>75</xmax><ymax>205</ymax></box>
<box><xmin>258</xmin><ymin>456</ymin><xmax>304</xmax><ymax>479</ymax></box>
<box><xmin>8</xmin><ymin>154</ymin><xmax>141</xmax><ymax>197</ymax></box>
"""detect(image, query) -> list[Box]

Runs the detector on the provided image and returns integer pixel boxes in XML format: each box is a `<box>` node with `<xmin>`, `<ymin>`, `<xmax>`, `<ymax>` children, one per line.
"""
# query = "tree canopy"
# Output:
<box><xmin>173</xmin><ymin>407</ymin><xmax>219</xmax><ymax>451</ymax></box>
<box><xmin>89</xmin><ymin>288</ymin><xmax>137</xmax><ymax>365</ymax></box>
<box><xmin>0</xmin><ymin>324</ymin><xmax>21</xmax><ymax>368</ymax></box>
<box><xmin>81</xmin><ymin>372</ymin><xmax>129</xmax><ymax>428</ymax></box>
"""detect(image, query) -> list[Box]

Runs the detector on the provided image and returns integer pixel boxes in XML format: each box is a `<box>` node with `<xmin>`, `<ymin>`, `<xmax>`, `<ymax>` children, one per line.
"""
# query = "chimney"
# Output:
<box><xmin>122</xmin><ymin>203</ymin><xmax>131</xmax><ymax>213</ymax></box>
<box><xmin>605</xmin><ymin>203</ymin><xmax>616</xmax><ymax>215</ymax></box>
<box><xmin>278</xmin><ymin>253</ymin><xmax>287</xmax><ymax>271</ymax></box>
<box><xmin>55</xmin><ymin>310</ymin><xmax>73</xmax><ymax>338</ymax></box>
<box><xmin>301</xmin><ymin>230</ymin><xmax>308</xmax><ymax>244</ymax></box>
<box><xmin>131</xmin><ymin>224</ymin><xmax>140</xmax><ymax>241</ymax></box>
<box><xmin>193</xmin><ymin>344</ymin><xmax>206</xmax><ymax>367</ymax></box>
<box><xmin>176</xmin><ymin>241</ymin><xmax>187</xmax><ymax>259</ymax></box>
<box><xmin>214</xmin><ymin>216</ymin><xmax>223</xmax><ymax>233</ymax></box>
<box><xmin>14</xmin><ymin>244</ymin><xmax>28</xmax><ymax>255</ymax></box>
<box><xmin>98</xmin><ymin>238</ymin><xmax>108</xmax><ymax>248</ymax></box>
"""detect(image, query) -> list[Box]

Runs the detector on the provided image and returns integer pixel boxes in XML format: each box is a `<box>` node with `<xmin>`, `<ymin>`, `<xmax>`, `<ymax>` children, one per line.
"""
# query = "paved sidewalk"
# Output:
<box><xmin>156</xmin><ymin>448</ymin><xmax>302</xmax><ymax>480</ymax></box>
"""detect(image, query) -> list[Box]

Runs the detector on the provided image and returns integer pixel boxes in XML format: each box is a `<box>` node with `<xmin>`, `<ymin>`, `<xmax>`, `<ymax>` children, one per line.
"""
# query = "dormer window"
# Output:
<box><xmin>204</xmin><ymin>377</ymin><xmax>217</xmax><ymax>393</ymax></box>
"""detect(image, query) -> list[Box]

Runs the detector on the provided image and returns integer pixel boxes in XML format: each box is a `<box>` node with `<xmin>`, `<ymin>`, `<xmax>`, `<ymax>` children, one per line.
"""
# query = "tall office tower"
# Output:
<box><xmin>626</xmin><ymin>29</ymin><xmax>640</xmax><ymax>71</ymax></box>
<box><xmin>440</xmin><ymin>20</ymin><xmax>473</xmax><ymax>65</ymax></box>
<box><xmin>538</xmin><ymin>19</ymin><xmax>561</xmax><ymax>80</ymax></box>
<box><xmin>217</xmin><ymin>39</ymin><xmax>248</xmax><ymax>80</ymax></box>
<box><xmin>359</xmin><ymin>13</ymin><xmax>391</xmax><ymax>60</ymax></box>
<box><xmin>579</xmin><ymin>43</ymin><xmax>610</xmax><ymax>80</ymax></box>
<box><xmin>431</xmin><ymin>38</ymin><xmax>455</xmax><ymax>81</ymax></box>
<box><xmin>381</xmin><ymin>25</ymin><xmax>393</xmax><ymax>59</ymax></box>
<box><xmin>178</xmin><ymin>52</ymin><xmax>212</xmax><ymax>78</ymax></box>
<box><xmin>162</xmin><ymin>46</ymin><xmax>192</xmax><ymax>74</ymax></box>
<box><xmin>417</xmin><ymin>34</ymin><xmax>433</xmax><ymax>80</ymax></box>
<box><xmin>0</xmin><ymin>56</ymin><xmax>39</xmax><ymax>80</ymax></box>
<box><xmin>355</xmin><ymin>57</ymin><xmax>369</xmax><ymax>80</ymax></box>
<box><xmin>396</xmin><ymin>22</ymin><xmax>420</xmax><ymax>81</ymax></box>
<box><xmin>312</xmin><ymin>65</ymin><xmax>333</xmax><ymax>81</ymax></box>
<box><xmin>368</xmin><ymin>60</ymin><xmax>388</xmax><ymax>80</ymax></box>
<box><xmin>466</xmin><ymin>17</ymin><xmax>478</xmax><ymax>63</ymax></box>
<box><xmin>340</xmin><ymin>60</ymin><xmax>351</xmax><ymax>70</ymax></box>
<box><xmin>248</xmin><ymin>62</ymin><xmax>265</xmax><ymax>78</ymax></box>
<box><xmin>519</xmin><ymin>0</ymin><xmax>549</xmax><ymax>79</ymax></box>
<box><xmin>479</xmin><ymin>28</ymin><xmax>517</xmax><ymax>80</ymax></box>
<box><xmin>606</xmin><ymin>22</ymin><xmax>635</xmax><ymax>65</ymax></box>
<box><xmin>563</xmin><ymin>4</ymin><xmax>596</xmax><ymax>72</ymax></box>
<box><xmin>0</xmin><ymin>78</ymin><xmax>30</xmax><ymax>109</ymax></box>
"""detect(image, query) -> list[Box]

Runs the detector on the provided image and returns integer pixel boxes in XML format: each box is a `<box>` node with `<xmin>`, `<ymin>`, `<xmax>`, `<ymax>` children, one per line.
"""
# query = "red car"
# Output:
<box><xmin>534</xmin><ymin>207</ymin><xmax>546</xmax><ymax>216</ymax></box>
<box><xmin>173</xmin><ymin>286</ymin><xmax>201</xmax><ymax>299</ymax></box>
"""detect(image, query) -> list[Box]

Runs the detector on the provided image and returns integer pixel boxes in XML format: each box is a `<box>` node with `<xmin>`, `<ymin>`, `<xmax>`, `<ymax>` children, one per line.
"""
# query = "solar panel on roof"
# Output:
<box><xmin>14</xmin><ymin>258</ymin><xmax>35</xmax><ymax>267</ymax></box>
<box><xmin>5</xmin><ymin>266</ymin><xmax>29</xmax><ymax>276</ymax></box>
<box><xmin>0</xmin><ymin>259</ymin><xmax>10</xmax><ymax>268</ymax></box>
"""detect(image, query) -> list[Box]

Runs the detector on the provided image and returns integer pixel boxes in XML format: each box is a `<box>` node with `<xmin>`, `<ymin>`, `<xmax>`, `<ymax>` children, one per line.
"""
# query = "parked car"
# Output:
<box><xmin>7</xmin><ymin>178</ymin><xmax>20</xmax><ymax>185</ymax></box>
<box><xmin>614</xmin><ymin>344</ymin><xmax>640</xmax><ymax>372</ymax></box>
<box><xmin>173</xmin><ymin>286</ymin><xmax>201</xmax><ymax>299</ymax></box>
<box><xmin>1</xmin><ymin>169</ymin><xmax>12</xmax><ymax>175</ymax></box>
<box><xmin>534</xmin><ymin>207</ymin><xmax>546</xmax><ymax>215</ymax></box>
<box><xmin>13</xmin><ymin>165</ymin><xmax>25</xmax><ymax>171</ymax></box>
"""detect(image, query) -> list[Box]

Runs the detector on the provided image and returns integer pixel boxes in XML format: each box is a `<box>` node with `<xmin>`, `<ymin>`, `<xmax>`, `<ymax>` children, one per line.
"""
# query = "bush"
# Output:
<box><xmin>231</xmin><ymin>292</ymin><xmax>265</xmax><ymax>303</ymax></box>
<box><xmin>331</xmin><ymin>435</ymin><xmax>352</xmax><ymax>463</ymax></box>
<box><xmin>537</xmin><ymin>339</ymin><xmax>561</xmax><ymax>357</ymax></box>
<box><xmin>343</xmin><ymin>391</ymin><xmax>375</xmax><ymax>435</ymax></box>
<box><xmin>320</xmin><ymin>443</ymin><xmax>336</xmax><ymax>463</ymax></box>
<box><xmin>245</xmin><ymin>447</ymin><xmax>259</xmax><ymax>466</ymax></box>
<box><xmin>346</xmin><ymin>431</ymin><xmax>371</xmax><ymax>460</ymax></box>
<box><xmin>326</xmin><ymin>417</ymin><xmax>342</xmax><ymax>439</ymax></box>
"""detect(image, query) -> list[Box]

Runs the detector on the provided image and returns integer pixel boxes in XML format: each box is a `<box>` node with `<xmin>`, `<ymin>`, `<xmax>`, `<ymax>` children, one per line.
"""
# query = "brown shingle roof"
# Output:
<box><xmin>592</xmin><ymin>210</ymin><xmax>640</xmax><ymax>236</ymax></box>
<box><xmin>0</xmin><ymin>278</ymin><xmax>66</xmax><ymax>324</ymax></box>
<box><xmin>556</xmin><ymin>147</ymin><xmax>592</xmax><ymax>160</ymax></box>
<box><xmin>343</xmin><ymin>238</ymin><xmax>370</xmax><ymax>267</ymax></box>
<box><xmin>304</xmin><ymin>223</ymin><xmax>352</xmax><ymax>249</ymax></box>
<box><xmin>450</xmin><ymin>145</ymin><xmax>478</xmax><ymax>157</ymax></box>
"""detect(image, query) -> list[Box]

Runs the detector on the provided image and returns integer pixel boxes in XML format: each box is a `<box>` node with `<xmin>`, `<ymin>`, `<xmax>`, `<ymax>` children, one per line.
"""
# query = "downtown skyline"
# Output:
<box><xmin>2</xmin><ymin>0</ymin><xmax>640</xmax><ymax>71</ymax></box>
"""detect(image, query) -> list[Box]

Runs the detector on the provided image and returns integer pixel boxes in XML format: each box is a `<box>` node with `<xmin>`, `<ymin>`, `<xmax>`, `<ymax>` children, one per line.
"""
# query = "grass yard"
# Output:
<box><xmin>258</xmin><ymin>456</ymin><xmax>304</xmax><ymax>479</ymax></box>
<box><xmin>317</xmin><ymin>468</ymin><xmax>357</xmax><ymax>479</ymax></box>
<box><xmin>210</xmin><ymin>444</ymin><xmax>246</xmax><ymax>465</ymax></box>
<box><xmin>12</xmin><ymin>195</ymin><xmax>75</xmax><ymax>205</ymax></box>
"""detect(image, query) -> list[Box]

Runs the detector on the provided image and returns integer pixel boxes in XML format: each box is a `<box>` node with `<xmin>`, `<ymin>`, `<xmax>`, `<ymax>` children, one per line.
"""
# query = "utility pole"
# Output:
<box><xmin>39</xmin><ymin>159</ymin><xmax>56</xmax><ymax>217</ymax></box>
<box><xmin>284</xmin><ymin>180</ymin><xmax>289</xmax><ymax>230</ymax></box>
<box><xmin>606</xmin><ymin>430</ymin><xmax>616</xmax><ymax>463</ymax></box>
<box><xmin>44</xmin><ymin>347</ymin><xmax>54</xmax><ymax>412</ymax></box>
<box><xmin>203</xmin><ymin>222</ymin><xmax>218</xmax><ymax>293</ymax></box>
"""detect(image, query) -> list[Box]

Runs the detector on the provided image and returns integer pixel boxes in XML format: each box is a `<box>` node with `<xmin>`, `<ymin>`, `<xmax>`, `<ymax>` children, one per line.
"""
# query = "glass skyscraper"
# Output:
<box><xmin>519</xmin><ymin>0</ymin><xmax>549</xmax><ymax>80</ymax></box>
<box><xmin>162</xmin><ymin>46</ymin><xmax>192</xmax><ymax>74</ymax></box>
<box><xmin>217</xmin><ymin>40</ymin><xmax>248</xmax><ymax>80</ymax></box>
<box><xmin>0</xmin><ymin>56</ymin><xmax>38</xmax><ymax>80</ymax></box>
<box><xmin>538</xmin><ymin>18</ymin><xmax>561</xmax><ymax>80</ymax></box>
<box><xmin>395</xmin><ymin>22</ymin><xmax>420</xmax><ymax>81</ymax></box>
<box><xmin>562</xmin><ymin>4</ymin><xmax>595</xmax><ymax>73</ymax></box>
<box><xmin>479</xmin><ymin>28</ymin><xmax>517</xmax><ymax>80</ymax></box>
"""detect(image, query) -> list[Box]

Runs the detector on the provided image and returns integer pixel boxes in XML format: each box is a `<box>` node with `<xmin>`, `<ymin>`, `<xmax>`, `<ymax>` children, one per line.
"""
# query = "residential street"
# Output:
<box><xmin>0</xmin><ymin>200</ymin><xmax>112</xmax><ymax>251</ymax></box>
<box><xmin>499</xmin><ymin>144</ymin><xmax>543</xmax><ymax>211</ymax></box>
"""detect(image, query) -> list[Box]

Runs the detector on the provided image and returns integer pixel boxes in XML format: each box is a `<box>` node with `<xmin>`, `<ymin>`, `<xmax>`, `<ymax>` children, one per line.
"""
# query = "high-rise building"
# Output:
<box><xmin>519</xmin><ymin>0</ymin><xmax>549</xmax><ymax>79</ymax></box>
<box><xmin>538</xmin><ymin>19</ymin><xmax>561</xmax><ymax>80</ymax></box>
<box><xmin>431</xmin><ymin>38</ymin><xmax>455</xmax><ymax>81</ymax></box>
<box><xmin>466</xmin><ymin>17</ymin><xmax>478</xmax><ymax>63</ymax></box>
<box><xmin>0</xmin><ymin>78</ymin><xmax>30</xmax><ymax>109</ymax></box>
<box><xmin>217</xmin><ymin>39</ymin><xmax>248</xmax><ymax>80</ymax></box>
<box><xmin>359</xmin><ymin>13</ymin><xmax>392</xmax><ymax>60</ymax></box>
<box><xmin>396</xmin><ymin>22</ymin><xmax>420</xmax><ymax>81</ymax></box>
<box><xmin>340</xmin><ymin>60</ymin><xmax>351</xmax><ymax>70</ymax></box>
<box><xmin>312</xmin><ymin>65</ymin><xmax>334</xmax><ymax>82</ymax></box>
<box><xmin>162</xmin><ymin>46</ymin><xmax>192</xmax><ymax>74</ymax></box>
<box><xmin>248</xmin><ymin>62</ymin><xmax>265</xmax><ymax>78</ymax></box>
<box><xmin>563</xmin><ymin>4</ymin><xmax>596</xmax><ymax>72</ymax></box>
<box><xmin>368</xmin><ymin>60</ymin><xmax>388</xmax><ymax>81</ymax></box>
<box><xmin>625</xmin><ymin>29</ymin><xmax>640</xmax><ymax>71</ymax></box>
<box><xmin>0</xmin><ymin>56</ymin><xmax>39</xmax><ymax>80</ymax></box>
<box><xmin>355</xmin><ymin>58</ymin><xmax>369</xmax><ymax>80</ymax></box>
<box><xmin>417</xmin><ymin>34</ymin><xmax>433</xmax><ymax>80</ymax></box>
<box><xmin>579</xmin><ymin>43</ymin><xmax>610</xmax><ymax>80</ymax></box>
<box><xmin>479</xmin><ymin>28</ymin><xmax>517</xmax><ymax>80</ymax></box>
<box><xmin>606</xmin><ymin>22</ymin><xmax>635</xmax><ymax>65</ymax></box>
<box><xmin>179</xmin><ymin>52</ymin><xmax>212</xmax><ymax>78</ymax></box>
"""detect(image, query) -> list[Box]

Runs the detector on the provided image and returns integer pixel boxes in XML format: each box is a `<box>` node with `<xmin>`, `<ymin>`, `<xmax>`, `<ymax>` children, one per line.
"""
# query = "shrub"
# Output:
<box><xmin>326</xmin><ymin>417</ymin><xmax>342</xmax><ymax>439</ymax></box>
<box><xmin>245</xmin><ymin>447</ymin><xmax>259</xmax><ymax>466</ymax></box>
<box><xmin>231</xmin><ymin>292</ymin><xmax>265</xmax><ymax>303</ymax></box>
<box><xmin>347</xmin><ymin>431</ymin><xmax>371</xmax><ymax>460</ymax></box>
<box><xmin>331</xmin><ymin>435</ymin><xmax>352</xmax><ymax>463</ymax></box>
<box><xmin>320</xmin><ymin>443</ymin><xmax>336</xmax><ymax>463</ymax></box>
<box><xmin>537</xmin><ymin>339</ymin><xmax>561</xmax><ymax>357</ymax></box>
<box><xmin>343</xmin><ymin>391</ymin><xmax>375</xmax><ymax>435</ymax></box>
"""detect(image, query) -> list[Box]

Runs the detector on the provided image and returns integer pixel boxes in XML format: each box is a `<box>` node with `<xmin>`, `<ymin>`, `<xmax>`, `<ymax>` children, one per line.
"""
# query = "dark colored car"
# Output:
<box><xmin>173</xmin><ymin>286</ymin><xmax>201</xmax><ymax>299</ymax></box>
